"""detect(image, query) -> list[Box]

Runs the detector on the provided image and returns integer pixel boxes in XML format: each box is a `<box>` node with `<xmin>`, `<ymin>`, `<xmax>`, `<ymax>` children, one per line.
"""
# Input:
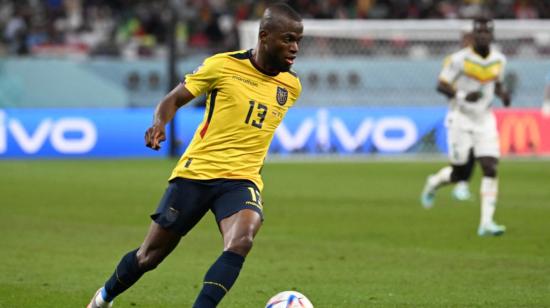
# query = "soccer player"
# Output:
<box><xmin>87</xmin><ymin>3</ymin><xmax>303</xmax><ymax>308</ymax></box>
<box><xmin>420</xmin><ymin>17</ymin><xmax>511</xmax><ymax>236</ymax></box>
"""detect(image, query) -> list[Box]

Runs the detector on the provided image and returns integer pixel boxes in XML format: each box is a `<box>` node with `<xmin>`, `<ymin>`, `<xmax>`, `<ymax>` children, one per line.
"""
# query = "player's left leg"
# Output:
<box><xmin>193</xmin><ymin>180</ymin><xmax>263</xmax><ymax>307</ymax></box>
<box><xmin>474</xmin><ymin>118</ymin><xmax>505</xmax><ymax>236</ymax></box>
<box><xmin>193</xmin><ymin>209</ymin><xmax>262</xmax><ymax>308</ymax></box>
<box><xmin>477</xmin><ymin>156</ymin><xmax>505</xmax><ymax>236</ymax></box>
<box><xmin>421</xmin><ymin>126</ymin><xmax>473</xmax><ymax>208</ymax></box>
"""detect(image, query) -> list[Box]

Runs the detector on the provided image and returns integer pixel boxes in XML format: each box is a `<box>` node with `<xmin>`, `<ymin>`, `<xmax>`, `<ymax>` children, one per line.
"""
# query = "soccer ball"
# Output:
<box><xmin>265</xmin><ymin>291</ymin><xmax>314</xmax><ymax>308</ymax></box>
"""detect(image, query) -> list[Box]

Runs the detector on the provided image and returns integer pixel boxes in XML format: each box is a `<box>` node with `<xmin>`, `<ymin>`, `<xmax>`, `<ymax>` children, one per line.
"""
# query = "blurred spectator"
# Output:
<box><xmin>2</xmin><ymin>0</ymin><xmax>550</xmax><ymax>58</ymax></box>
<box><xmin>4</xmin><ymin>4</ymin><xmax>30</xmax><ymax>54</ymax></box>
<box><xmin>514</xmin><ymin>0</ymin><xmax>538</xmax><ymax>19</ymax></box>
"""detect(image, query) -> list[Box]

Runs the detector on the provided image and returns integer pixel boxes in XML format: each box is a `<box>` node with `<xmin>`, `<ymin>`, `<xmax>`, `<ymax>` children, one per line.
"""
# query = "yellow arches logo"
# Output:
<box><xmin>500</xmin><ymin>115</ymin><xmax>541</xmax><ymax>155</ymax></box>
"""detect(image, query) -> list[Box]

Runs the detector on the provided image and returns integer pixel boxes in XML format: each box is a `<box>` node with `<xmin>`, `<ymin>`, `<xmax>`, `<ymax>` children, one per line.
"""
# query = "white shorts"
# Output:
<box><xmin>446</xmin><ymin>124</ymin><xmax>500</xmax><ymax>165</ymax></box>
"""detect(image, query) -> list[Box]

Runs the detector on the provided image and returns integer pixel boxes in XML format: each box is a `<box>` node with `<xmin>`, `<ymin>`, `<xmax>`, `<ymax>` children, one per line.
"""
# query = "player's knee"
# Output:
<box><xmin>136</xmin><ymin>248</ymin><xmax>163</xmax><ymax>272</ymax></box>
<box><xmin>481</xmin><ymin>165</ymin><xmax>497</xmax><ymax>178</ymax></box>
<box><xmin>226</xmin><ymin>234</ymin><xmax>254</xmax><ymax>256</ymax></box>
<box><xmin>479</xmin><ymin>158</ymin><xmax>498</xmax><ymax>178</ymax></box>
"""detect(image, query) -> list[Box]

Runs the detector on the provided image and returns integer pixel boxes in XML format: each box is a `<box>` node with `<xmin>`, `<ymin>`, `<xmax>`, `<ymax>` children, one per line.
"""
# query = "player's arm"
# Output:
<box><xmin>145</xmin><ymin>83</ymin><xmax>195</xmax><ymax>150</ymax></box>
<box><xmin>495</xmin><ymin>81</ymin><xmax>511</xmax><ymax>107</ymax></box>
<box><xmin>495</xmin><ymin>57</ymin><xmax>511</xmax><ymax>107</ymax></box>
<box><xmin>144</xmin><ymin>53</ymin><xmax>223</xmax><ymax>150</ymax></box>
<box><xmin>436</xmin><ymin>80</ymin><xmax>481</xmax><ymax>103</ymax></box>
<box><xmin>436</xmin><ymin>80</ymin><xmax>456</xmax><ymax>99</ymax></box>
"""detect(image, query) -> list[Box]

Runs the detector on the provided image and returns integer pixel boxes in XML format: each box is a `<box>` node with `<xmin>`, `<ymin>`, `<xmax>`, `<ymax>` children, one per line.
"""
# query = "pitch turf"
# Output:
<box><xmin>1</xmin><ymin>159</ymin><xmax>549</xmax><ymax>307</ymax></box>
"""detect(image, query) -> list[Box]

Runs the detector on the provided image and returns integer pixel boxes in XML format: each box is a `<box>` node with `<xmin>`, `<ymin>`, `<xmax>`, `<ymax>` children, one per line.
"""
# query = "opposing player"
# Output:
<box><xmin>420</xmin><ymin>17</ymin><xmax>511</xmax><ymax>236</ymax></box>
<box><xmin>87</xmin><ymin>3</ymin><xmax>303</xmax><ymax>307</ymax></box>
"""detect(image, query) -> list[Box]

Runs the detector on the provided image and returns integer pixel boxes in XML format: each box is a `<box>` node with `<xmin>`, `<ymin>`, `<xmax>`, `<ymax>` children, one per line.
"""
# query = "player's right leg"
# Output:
<box><xmin>88</xmin><ymin>178</ymin><xmax>212</xmax><ymax>307</ymax></box>
<box><xmin>476</xmin><ymin>156</ymin><xmax>505</xmax><ymax>236</ymax></box>
<box><xmin>421</xmin><ymin>127</ymin><xmax>473</xmax><ymax>208</ymax></box>
<box><xmin>421</xmin><ymin>165</ymin><xmax>451</xmax><ymax>208</ymax></box>
<box><xmin>87</xmin><ymin>222</ymin><xmax>181</xmax><ymax>308</ymax></box>
<box><xmin>474</xmin><ymin>122</ymin><xmax>505</xmax><ymax>236</ymax></box>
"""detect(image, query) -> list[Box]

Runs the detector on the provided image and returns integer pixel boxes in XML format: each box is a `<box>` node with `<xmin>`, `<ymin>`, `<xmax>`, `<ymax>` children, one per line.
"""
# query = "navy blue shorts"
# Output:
<box><xmin>151</xmin><ymin>177</ymin><xmax>264</xmax><ymax>236</ymax></box>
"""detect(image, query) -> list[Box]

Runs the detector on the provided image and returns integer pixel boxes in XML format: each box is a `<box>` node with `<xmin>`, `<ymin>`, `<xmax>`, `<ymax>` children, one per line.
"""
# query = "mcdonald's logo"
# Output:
<box><xmin>500</xmin><ymin>115</ymin><xmax>541</xmax><ymax>155</ymax></box>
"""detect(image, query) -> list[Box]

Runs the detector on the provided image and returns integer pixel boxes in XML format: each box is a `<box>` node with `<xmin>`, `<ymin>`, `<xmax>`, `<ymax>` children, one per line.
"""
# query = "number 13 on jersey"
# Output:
<box><xmin>245</xmin><ymin>100</ymin><xmax>268</xmax><ymax>129</ymax></box>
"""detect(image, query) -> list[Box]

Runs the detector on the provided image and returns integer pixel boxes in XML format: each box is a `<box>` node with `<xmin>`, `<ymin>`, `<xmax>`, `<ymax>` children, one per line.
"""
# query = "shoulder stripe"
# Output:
<box><xmin>229</xmin><ymin>50</ymin><xmax>251</xmax><ymax>60</ymax></box>
<box><xmin>199</xmin><ymin>89</ymin><xmax>218</xmax><ymax>138</ymax></box>
<box><xmin>463</xmin><ymin>73</ymin><xmax>498</xmax><ymax>83</ymax></box>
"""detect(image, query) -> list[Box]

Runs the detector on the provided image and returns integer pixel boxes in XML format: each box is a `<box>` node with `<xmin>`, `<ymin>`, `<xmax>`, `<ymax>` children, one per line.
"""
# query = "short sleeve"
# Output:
<box><xmin>439</xmin><ymin>54</ymin><xmax>461</xmax><ymax>84</ymax></box>
<box><xmin>295</xmin><ymin>78</ymin><xmax>302</xmax><ymax>102</ymax></box>
<box><xmin>183</xmin><ymin>55</ymin><xmax>225</xmax><ymax>97</ymax></box>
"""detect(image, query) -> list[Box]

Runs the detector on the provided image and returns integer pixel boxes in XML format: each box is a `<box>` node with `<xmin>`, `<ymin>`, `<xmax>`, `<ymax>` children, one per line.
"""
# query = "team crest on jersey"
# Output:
<box><xmin>276</xmin><ymin>87</ymin><xmax>288</xmax><ymax>105</ymax></box>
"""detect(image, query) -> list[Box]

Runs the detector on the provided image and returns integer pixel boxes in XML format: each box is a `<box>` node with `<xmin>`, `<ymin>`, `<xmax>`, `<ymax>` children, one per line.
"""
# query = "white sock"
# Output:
<box><xmin>455</xmin><ymin>181</ymin><xmax>468</xmax><ymax>190</ymax></box>
<box><xmin>480</xmin><ymin>177</ymin><xmax>498</xmax><ymax>226</ymax></box>
<box><xmin>94</xmin><ymin>288</ymin><xmax>110</xmax><ymax>307</ymax></box>
<box><xmin>428</xmin><ymin>166</ymin><xmax>453</xmax><ymax>191</ymax></box>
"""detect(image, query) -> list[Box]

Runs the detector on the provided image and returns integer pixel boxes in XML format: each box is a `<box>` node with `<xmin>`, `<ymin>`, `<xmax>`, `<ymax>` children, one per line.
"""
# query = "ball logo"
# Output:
<box><xmin>0</xmin><ymin>110</ymin><xmax>97</xmax><ymax>155</ymax></box>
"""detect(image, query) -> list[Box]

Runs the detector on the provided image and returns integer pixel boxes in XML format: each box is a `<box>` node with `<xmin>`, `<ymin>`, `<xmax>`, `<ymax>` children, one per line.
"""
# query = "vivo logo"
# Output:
<box><xmin>275</xmin><ymin>109</ymin><xmax>418</xmax><ymax>153</ymax></box>
<box><xmin>0</xmin><ymin>111</ymin><xmax>97</xmax><ymax>154</ymax></box>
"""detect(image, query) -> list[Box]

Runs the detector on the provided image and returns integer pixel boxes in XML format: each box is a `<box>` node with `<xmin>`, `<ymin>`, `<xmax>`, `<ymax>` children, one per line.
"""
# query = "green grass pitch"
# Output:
<box><xmin>1</xmin><ymin>159</ymin><xmax>549</xmax><ymax>307</ymax></box>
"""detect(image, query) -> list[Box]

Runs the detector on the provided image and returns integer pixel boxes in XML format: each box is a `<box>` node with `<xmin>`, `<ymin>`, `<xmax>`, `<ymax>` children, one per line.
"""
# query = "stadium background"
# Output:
<box><xmin>1</xmin><ymin>1</ymin><xmax>549</xmax><ymax>307</ymax></box>
<box><xmin>1</xmin><ymin>0</ymin><xmax>549</xmax><ymax>158</ymax></box>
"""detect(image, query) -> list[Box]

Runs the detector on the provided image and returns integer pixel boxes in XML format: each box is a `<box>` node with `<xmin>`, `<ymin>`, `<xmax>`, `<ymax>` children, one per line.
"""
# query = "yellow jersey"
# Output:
<box><xmin>169</xmin><ymin>49</ymin><xmax>302</xmax><ymax>191</ymax></box>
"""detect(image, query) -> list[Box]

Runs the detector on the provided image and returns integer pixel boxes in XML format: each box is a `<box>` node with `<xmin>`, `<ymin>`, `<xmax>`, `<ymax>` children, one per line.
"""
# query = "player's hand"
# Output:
<box><xmin>145</xmin><ymin>124</ymin><xmax>166</xmax><ymax>150</ymax></box>
<box><xmin>465</xmin><ymin>91</ymin><xmax>482</xmax><ymax>103</ymax></box>
<box><xmin>500</xmin><ymin>92</ymin><xmax>511</xmax><ymax>107</ymax></box>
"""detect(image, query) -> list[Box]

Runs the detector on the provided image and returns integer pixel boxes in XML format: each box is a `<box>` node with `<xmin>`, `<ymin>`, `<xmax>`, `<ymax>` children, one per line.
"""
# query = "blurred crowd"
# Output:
<box><xmin>1</xmin><ymin>0</ymin><xmax>549</xmax><ymax>58</ymax></box>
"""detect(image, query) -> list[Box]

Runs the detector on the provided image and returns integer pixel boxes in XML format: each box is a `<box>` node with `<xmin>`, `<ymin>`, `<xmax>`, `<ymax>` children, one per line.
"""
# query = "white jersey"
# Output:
<box><xmin>439</xmin><ymin>47</ymin><xmax>507</xmax><ymax>130</ymax></box>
